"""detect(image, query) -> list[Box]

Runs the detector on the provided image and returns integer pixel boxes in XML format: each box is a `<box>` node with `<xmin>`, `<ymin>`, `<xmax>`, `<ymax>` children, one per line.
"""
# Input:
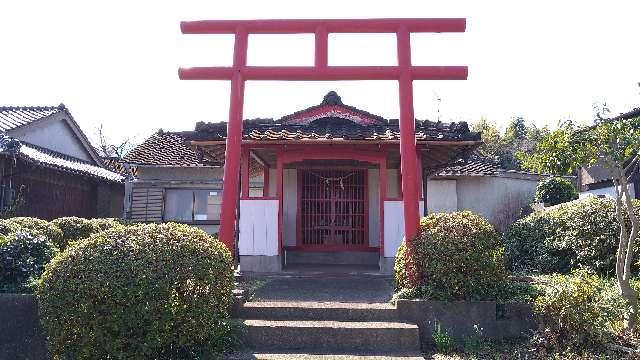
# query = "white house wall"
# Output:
<box><xmin>8</xmin><ymin>113</ymin><xmax>93</xmax><ymax>162</ymax></box>
<box><xmin>238</xmin><ymin>199</ymin><xmax>279</xmax><ymax>256</ymax></box>
<box><xmin>580</xmin><ymin>184</ymin><xmax>636</xmax><ymax>200</ymax></box>
<box><xmin>387</xmin><ymin>168</ymin><xmax>399</xmax><ymax>198</ymax></box>
<box><xmin>383</xmin><ymin>200</ymin><xmax>424</xmax><ymax>257</ymax></box>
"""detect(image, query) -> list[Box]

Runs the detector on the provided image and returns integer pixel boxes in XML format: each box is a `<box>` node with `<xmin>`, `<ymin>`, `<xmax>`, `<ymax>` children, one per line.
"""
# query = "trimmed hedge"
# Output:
<box><xmin>0</xmin><ymin>231</ymin><xmax>57</xmax><ymax>293</ymax></box>
<box><xmin>38</xmin><ymin>222</ymin><xmax>235</xmax><ymax>359</ymax></box>
<box><xmin>50</xmin><ymin>217</ymin><xmax>122</xmax><ymax>251</ymax></box>
<box><xmin>394</xmin><ymin>211</ymin><xmax>507</xmax><ymax>300</ymax></box>
<box><xmin>534</xmin><ymin>177</ymin><xmax>578</xmax><ymax>206</ymax></box>
<box><xmin>505</xmin><ymin>197</ymin><xmax>640</xmax><ymax>275</ymax></box>
<box><xmin>0</xmin><ymin>217</ymin><xmax>63</xmax><ymax>246</ymax></box>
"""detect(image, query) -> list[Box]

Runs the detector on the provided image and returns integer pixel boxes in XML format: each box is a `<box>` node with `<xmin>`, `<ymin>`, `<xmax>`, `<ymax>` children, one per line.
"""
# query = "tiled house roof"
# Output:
<box><xmin>0</xmin><ymin>134</ymin><xmax>124</xmax><ymax>183</ymax></box>
<box><xmin>436</xmin><ymin>155</ymin><xmax>499</xmax><ymax>177</ymax></box>
<box><xmin>123</xmin><ymin>131</ymin><xmax>216</xmax><ymax>166</ymax></box>
<box><xmin>0</xmin><ymin>105</ymin><xmax>65</xmax><ymax>131</ymax></box>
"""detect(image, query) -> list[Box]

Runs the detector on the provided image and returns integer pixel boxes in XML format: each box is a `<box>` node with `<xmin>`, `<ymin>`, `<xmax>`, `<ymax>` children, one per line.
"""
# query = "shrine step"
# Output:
<box><xmin>240</xmin><ymin>301</ymin><xmax>398</xmax><ymax>322</ymax></box>
<box><xmin>242</xmin><ymin>319</ymin><xmax>420</xmax><ymax>353</ymax></box>
<box><xmin>285</xmin><ymin>250</ymin><xmax>380</xmax><ymax>266</ymax></box>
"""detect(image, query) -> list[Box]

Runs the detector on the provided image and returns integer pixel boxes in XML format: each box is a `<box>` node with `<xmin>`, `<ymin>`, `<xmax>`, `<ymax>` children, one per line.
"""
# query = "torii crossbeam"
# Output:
<box><xmin>178</xmin><ymin>18</ymin><xmax>468</xmax><ymax>254</ymax></box>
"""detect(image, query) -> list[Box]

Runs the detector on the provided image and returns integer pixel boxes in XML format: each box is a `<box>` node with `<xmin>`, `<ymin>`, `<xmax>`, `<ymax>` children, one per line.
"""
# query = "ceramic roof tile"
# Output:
<box><xmin>0</xmin><ymin>105</ymin><xmax>65</xmax><ymax>132</ymax></box>
<box><xmin>0</xmin><ymin>134</ymin><xmax>123</xmax><ymax>182</ymax></box>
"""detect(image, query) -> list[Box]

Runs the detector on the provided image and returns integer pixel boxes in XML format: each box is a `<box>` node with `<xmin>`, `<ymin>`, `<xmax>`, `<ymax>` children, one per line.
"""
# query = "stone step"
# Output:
<box><xmin>224</xmin><ymin>351</ymin><xmax>425</xmax><ymax>359</ymax></box>
<box><xmin>241</xmin><ymin>301</ymin><xmax>399</xmax><ymax>322</ymax></box>
<box><xmin>285</xmin><ymin>250</ymin><xmax>380</xmax><ymax>266</ymax></box>
<box><xmin>243</xmin><ymin>320</ymin><xmax>420</xmax><ymax>353</ymax></box>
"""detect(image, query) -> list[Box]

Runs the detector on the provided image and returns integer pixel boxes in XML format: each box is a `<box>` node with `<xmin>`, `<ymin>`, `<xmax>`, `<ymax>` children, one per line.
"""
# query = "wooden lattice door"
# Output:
<box><xmin>298</xmin><ymin>169</ymin><xmax>368</xmax><ymax>249</ymax></box>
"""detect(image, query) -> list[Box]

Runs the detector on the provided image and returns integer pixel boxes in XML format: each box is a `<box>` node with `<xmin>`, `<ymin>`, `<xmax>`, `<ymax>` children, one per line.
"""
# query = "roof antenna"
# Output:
<box><xmin>433</xmin><ymin>91</ymin><xmax>442</xmax><ymax>122</ymax></box>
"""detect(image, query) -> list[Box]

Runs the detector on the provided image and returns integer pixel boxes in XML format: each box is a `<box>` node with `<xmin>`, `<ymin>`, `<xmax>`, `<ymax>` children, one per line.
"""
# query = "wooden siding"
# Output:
<box><xmin>130</xmin><ymin>187</ymin><xmax>164</xmax><ymax>222</ymax></box>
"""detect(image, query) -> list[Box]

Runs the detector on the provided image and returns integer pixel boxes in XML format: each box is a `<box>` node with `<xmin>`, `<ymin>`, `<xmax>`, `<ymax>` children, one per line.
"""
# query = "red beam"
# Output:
<box><xmin>315</xmin><ymin>26</ymin><xmax>328</xmax><ymax>68</ymax></box>
<box><xmin>179</xmin><ymin>66</ymin><xmax>468</xmax><ymax>81</ymax></box>
<box><xmin>181</xmin><ymin>18</ymin><xmax>466</xmax><ymax>34</ymax></box>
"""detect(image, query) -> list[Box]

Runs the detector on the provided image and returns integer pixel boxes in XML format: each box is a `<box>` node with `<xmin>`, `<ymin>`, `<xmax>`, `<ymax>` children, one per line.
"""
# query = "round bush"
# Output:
<box><xmin>534</xmin><ymin>177</ymin><xmax>578</xmax><ymax>206</ymax></box>
<box><xmin>0</xmin><ymin>231</ymin><xmax>57</xmax><ymax>293</ymax></box>
<box><xmin>38</xmin><ymin>223</ymin><xmax>235</xmax><ymax>359</ymax></box>
<box><xmin>504</xmin><ymin>211</ymin><xmax>572</xmax><ymax>274</ymax></box>
<box><xmin>504</xmin><ymin>197</ymin><xmax>640</xmax><ymax>275</ymax></box>
<box><xmin>0</xmin><ymin>217</ymin><xmax>63</xmax><ymax>247</ymax></box>
<box><xmin>51</xmin><ymin>217</ymin><xmax>100</xmax><ymax>250</ymax></box>
<box><xmin>394</xmin><ymin>211</ymin><xmax>507</xmax><ymax>300</ymax></box>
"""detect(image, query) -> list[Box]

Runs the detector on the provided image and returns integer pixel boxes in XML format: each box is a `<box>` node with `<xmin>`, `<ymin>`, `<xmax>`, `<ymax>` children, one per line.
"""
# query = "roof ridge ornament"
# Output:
<box><xmin>321</xmin><ymin>91</ymin><xmax>343</xmax><ymax>106</ymax></box>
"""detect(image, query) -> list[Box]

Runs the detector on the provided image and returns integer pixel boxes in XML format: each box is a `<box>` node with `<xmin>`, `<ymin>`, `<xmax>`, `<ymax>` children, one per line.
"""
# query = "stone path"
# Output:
<box><xmin>247</xmin><ymin>266</ymin><xmax>395</xmax><ymax>304</ymax></box>
<box><xmin>231</xmin><ymin>267</ymin><xmax>424</xmax><ymax>359</ymax></box>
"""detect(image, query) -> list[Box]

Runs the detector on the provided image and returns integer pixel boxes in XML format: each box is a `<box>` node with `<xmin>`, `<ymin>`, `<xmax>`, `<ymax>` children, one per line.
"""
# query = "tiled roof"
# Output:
<box><xmin>123</xmin><ymin>132</ymin><xmax>214</xmax><ymax>166</ymax></box>
<box><xmin>436</xmin><ymin>153</ymin><xmax>499</xmax><ymax>177</ymax></box>
<box><xmin>180</xmin><ymin>92</ymin><xmax>479</xmax><ymax>143</ymax></box>
<box><xmin>0</xmin><ymin>104</ymin><xmax>65</xmax><ymax>132</ymax></box>
<box><xmin>0</xmin><ymin>134</ymin><xmax>124</xmax><ymax>183</ymax></box>
<box><xmin>184</xmin><ymin>117</ymin><xmax>478</xmax><ymax>142</ymax></box>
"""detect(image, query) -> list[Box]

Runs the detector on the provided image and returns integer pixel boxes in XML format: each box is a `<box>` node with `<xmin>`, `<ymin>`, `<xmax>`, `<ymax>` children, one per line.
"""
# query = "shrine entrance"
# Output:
<box><xmin>298</xmin><ymin>169</ymin><xmax>368</xmax><ymax>250</ymax></box>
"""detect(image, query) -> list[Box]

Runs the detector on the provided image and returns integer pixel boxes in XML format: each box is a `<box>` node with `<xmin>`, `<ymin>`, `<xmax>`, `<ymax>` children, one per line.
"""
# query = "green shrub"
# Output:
<box><xmin>89</xmin><ymin>218</ymin><xmax>122</xmax><ymax>231</ymax></box>
<box><xmin>433</xmin><ymin>322</ymin><xmax>455</xmax><ymax>354</ymax></box>
<box><xmin>0</xmin><ymin>217</ymin><xmax>63</xmax><ymax>247</ymax></box>
<box><xmin>395</xmin><ymin>211</ymin><xmax>507</xmax><ymax>300</ymax></box>
<box><xmin>503</xmin><ymin>210</ymin><xmax>572</xmax><ymax>274</ymax></box>
<box><xmin>534</xmin><ymin>270</ymin><xmax>628</xmax><ymax>349</ymax></box>
<box><xmin>534</xmin><ymin>177</ymin><xmax>578</xmax><ymax>206</ymax></box>
<box><xmin>38</xmin><ymin>222</ymin><xmax>235</xmax><ymax>359</ymax></box>
<box><xmin>0</xmin><ymin>231</ymin><xmax>57</xmax><ymax>293</ymax></box>
<box><xmin>504</xmin><ymin>197</ymin><xmax>640</xmax><ymax>275</ymax></box>
<box><xmin>51</xmin><ymin>217</ymin><xmax>99</xmax><ymax>250</ymax></box>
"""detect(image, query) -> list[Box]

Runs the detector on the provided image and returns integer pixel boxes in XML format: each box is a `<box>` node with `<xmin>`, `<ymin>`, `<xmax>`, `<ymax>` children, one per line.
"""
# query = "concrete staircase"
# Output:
<box><xmin>285</xmin><ymin>250</ymin><xmax>380</xmax><ymax>266</ymax></box>
<box><xmin>238</xmin><ymin>301</ymin><xmax>422</xmax><ymax>357</ymax></box>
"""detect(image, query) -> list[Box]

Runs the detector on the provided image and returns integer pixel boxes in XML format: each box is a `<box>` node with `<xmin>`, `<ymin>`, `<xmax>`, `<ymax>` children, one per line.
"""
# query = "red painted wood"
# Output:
<box><xmin>297</xmin><ymin>169</ymin><xmax>368</xmax><ymax>249</ymax></box>
<box><xmin>315</xmin><ymin>26</ymin><xmax>328</xmax><ymax>68</ymax></box>
<box><xmin>263</xmin><ymin>164</ymin><xmax>270</xmax><ymax>197</ymax></box>
<box><xmin>218</xmin><ymin>29</ymin><xmax>248</xmax><ymax>251</ymax></box>
<box><xmin>281</xmin><ymin>149</ymin><xmax>382</xmax><ymax>165</ymax></box>
<box><xmin>180</xmin><ymin>18</ymin><xmax>468</xmax><ymax>259</ymax></box>
<box><xmin>379</xmin><ymin>158</ymin><xmax>387</xmax><ymax>256</ymax></box>
<box><xmin>181</xmin><ymin>18</ymin><xmax>466</xmax><ymax>34</ymax></box>
<box><xmin>179</xmin><ymin>66</ymin><xmax>468</xmax><ymax>81</ymax></box>
<box><xmin>241</xmin><ymin>147</ymin><xmax>250</xmax><ymax>198</ymax></box>
<box><xmin>396</xmin><ymin>26</ymin><xmax>420</xmax><ymax>243</ymax></box>
<box><xmin>276</xmin><ymin>151</ymin><xmax>284</xmax><ymax>256</ymax></box>
<box><xmin>285</xmin><ymin>245</ymin><xmax>380</xmax><ymax>253</ymax></box>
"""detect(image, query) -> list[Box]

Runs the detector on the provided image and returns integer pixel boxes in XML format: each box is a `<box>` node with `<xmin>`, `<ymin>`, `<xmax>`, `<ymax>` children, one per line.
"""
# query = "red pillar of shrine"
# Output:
<box><xmin>396</xmin><ymin>26</ymin><xmax>420</xmax><ymax>243</ymax></box>
<box><xmin>218</xmin><ymin>29</ymin><xmax>248</xmax><ymax>251</ymax></box>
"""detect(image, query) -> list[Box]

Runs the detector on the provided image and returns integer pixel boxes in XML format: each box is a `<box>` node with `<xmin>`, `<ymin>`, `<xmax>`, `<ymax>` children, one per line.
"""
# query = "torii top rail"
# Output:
<box><xmin>179</xmin><ymin>18</ymin><xmax>468</xmax><ymax>253</ymax></box>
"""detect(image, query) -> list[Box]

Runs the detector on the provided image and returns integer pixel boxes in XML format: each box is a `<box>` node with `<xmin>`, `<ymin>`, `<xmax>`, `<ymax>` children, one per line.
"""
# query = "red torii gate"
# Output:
<box><xmin>178</xmin><ymin>18</ymin><xmax>468</xmax><ymax>254</ymax></box>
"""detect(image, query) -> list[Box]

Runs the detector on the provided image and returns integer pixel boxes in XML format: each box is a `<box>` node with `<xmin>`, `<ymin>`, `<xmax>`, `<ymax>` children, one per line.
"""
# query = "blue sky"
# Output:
<box><xmin>1</xmin><ymin>0</ymin><xmax>639</xmax><ymax>146</ymax></box>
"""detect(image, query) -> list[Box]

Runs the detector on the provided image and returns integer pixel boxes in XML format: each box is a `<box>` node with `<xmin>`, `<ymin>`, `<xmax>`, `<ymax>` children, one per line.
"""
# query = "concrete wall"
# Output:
<box><xmin>0</xmin><ymin>294</ymin><xmax>48</xmax><ymax>359</ymax></box>
<box><xmin>454</xmin><ymin>175</ymin><xmax>539</xmax><ymax>232</ymax></box>
<box><xmin>8</xmin><ymin>112</ymin><xmax>93</xmax><ymax>162</ymax></box>
<box><xmin>425</xmin><ymin>174</ymin><xmax>540</xmax><ymax>233</ymax></box>
<box><xmin>426</xmin><ymin>179</ymin><xmax>457</xmax><ymax>213</ymax></box>
<box><xmin>396</xmin><ymin>299</ymin><xmax>536</xmax><ymax>344</ymax></box>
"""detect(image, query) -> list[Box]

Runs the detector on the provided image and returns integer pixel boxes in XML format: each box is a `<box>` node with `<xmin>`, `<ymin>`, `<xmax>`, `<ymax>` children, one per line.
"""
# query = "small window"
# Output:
<box><xmin>164</xmin><ymin>189</ymin><xmax>222</xmax><ymax>223</ymax></box>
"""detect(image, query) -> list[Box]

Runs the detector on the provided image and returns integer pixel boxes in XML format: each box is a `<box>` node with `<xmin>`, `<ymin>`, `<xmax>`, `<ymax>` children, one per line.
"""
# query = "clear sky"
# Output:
<box><xmin>1</xmin><ymin>0</ymin><xmax>639</xmax><ymax>146</ymax></box>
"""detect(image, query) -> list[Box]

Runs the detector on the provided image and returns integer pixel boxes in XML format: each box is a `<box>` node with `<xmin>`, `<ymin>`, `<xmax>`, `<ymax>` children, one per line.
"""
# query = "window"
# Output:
<box><xmin>164</xmin><ymin>189</ymin><xmax>222</xmax><ymax>223</ymax></box>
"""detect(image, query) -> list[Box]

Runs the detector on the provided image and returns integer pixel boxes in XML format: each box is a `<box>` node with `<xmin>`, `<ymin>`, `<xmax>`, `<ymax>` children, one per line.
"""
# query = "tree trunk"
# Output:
<box><xmin>617</xmin><ymin>170</ymin><xmax>639</xmax><ymax>331</ymax></box>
